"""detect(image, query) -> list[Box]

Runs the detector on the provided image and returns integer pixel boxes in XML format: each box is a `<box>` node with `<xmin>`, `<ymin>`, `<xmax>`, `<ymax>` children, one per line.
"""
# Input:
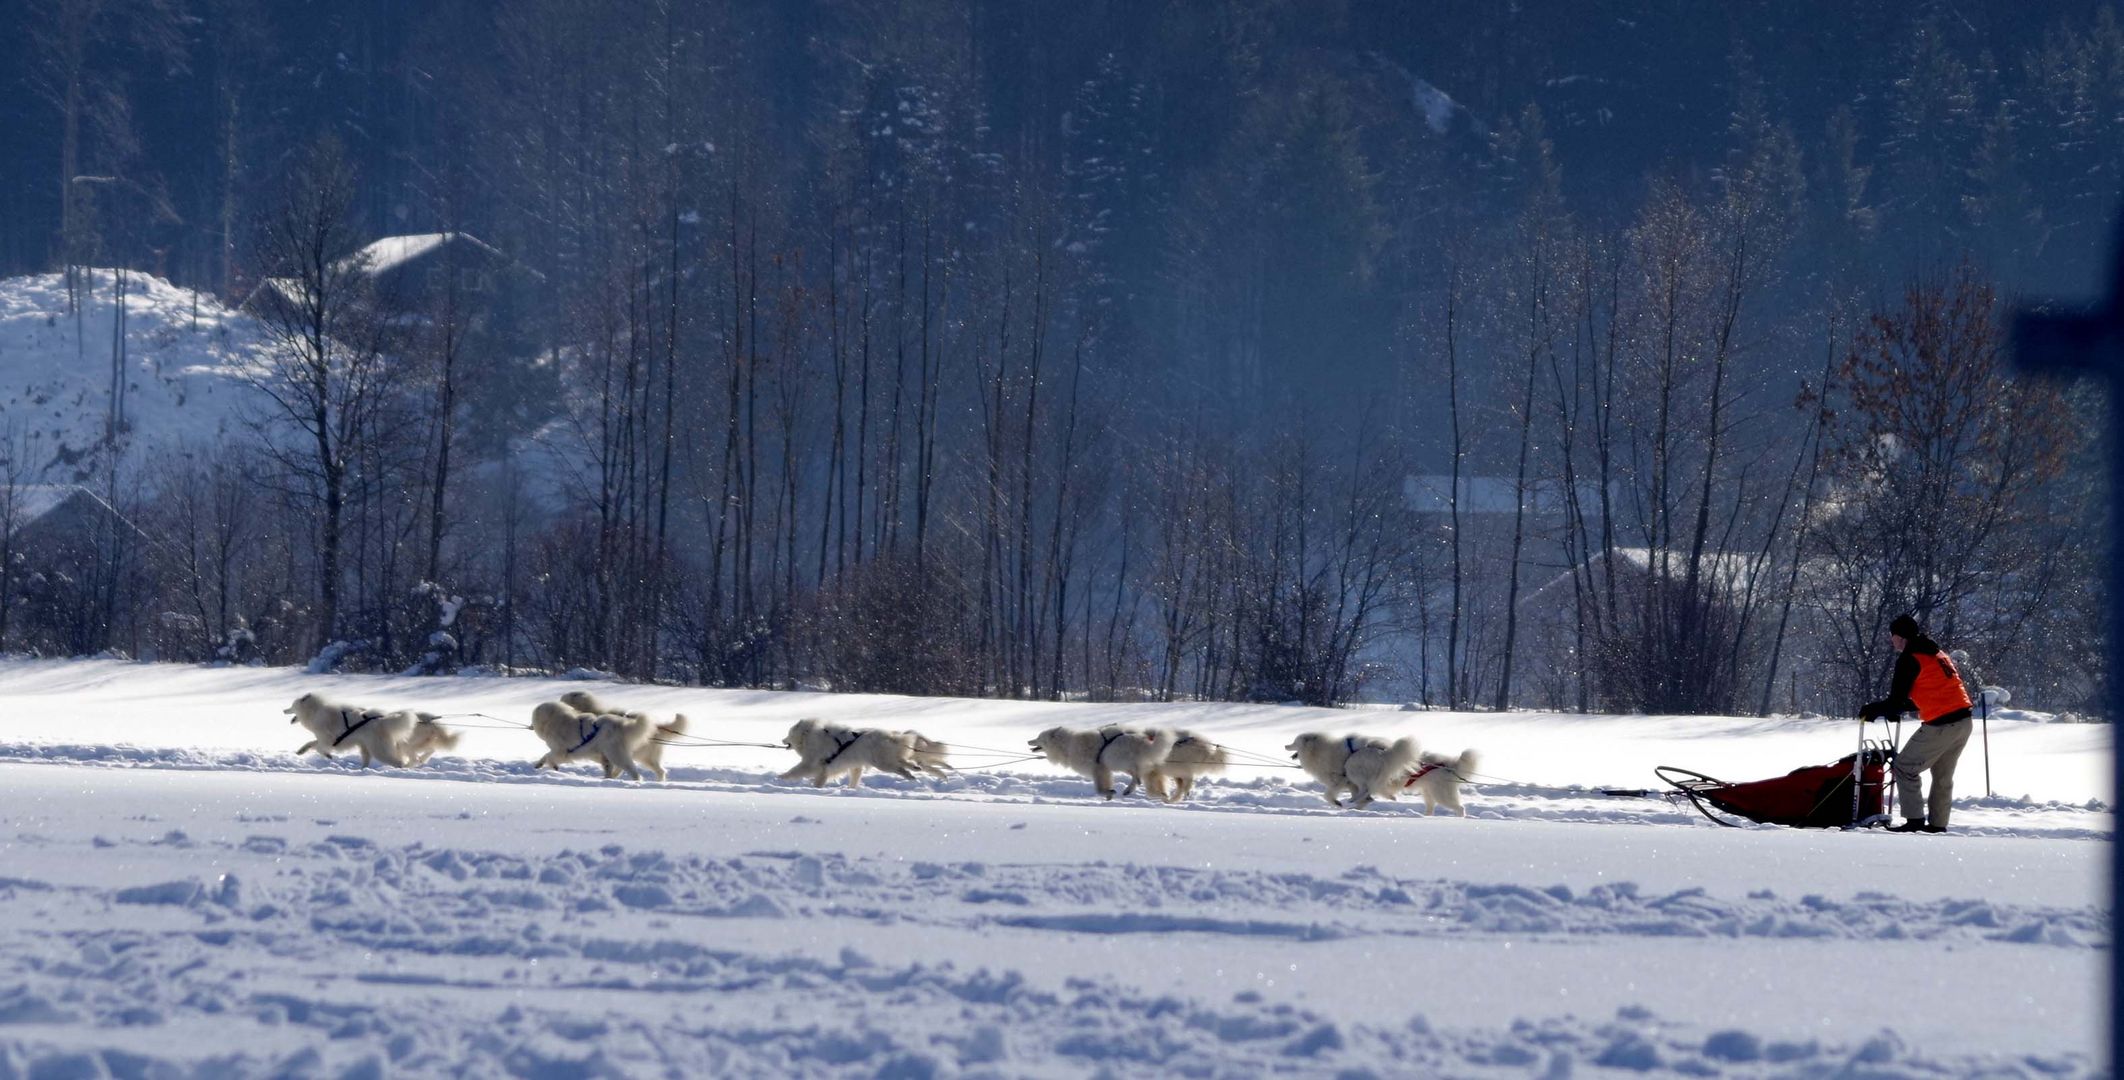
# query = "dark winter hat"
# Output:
<box><xmin>1889</xmin><ymin>613</ymin><xmax>1923</xmax><ymax>639</ymax></box>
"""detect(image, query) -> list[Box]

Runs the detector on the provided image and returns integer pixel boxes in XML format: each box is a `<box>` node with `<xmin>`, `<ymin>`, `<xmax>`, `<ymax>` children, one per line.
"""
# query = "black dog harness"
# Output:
<box><xmin>819</xmin><ymin>731</ymin><xmax>863</xmax><ymax>767</ymax></box>
<box><xmin>1095</xmin><ymin>728</ymin><xmax>1127</xmax><ymax>764</ymax></box>
<box><xmin>331</xmin><ymin>708</ymin><xmax>387</xmax><ymax>747</ymax></box>
<box><xmin>567</xmin><ymin>716</ymin><xmax>606</xmax><ymax>753</ymax></box>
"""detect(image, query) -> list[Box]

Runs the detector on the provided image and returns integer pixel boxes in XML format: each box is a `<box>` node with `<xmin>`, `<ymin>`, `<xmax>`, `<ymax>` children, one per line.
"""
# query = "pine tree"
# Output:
<box><xmin>1880</xmin><ymin>12</ymin><xmax>1980</xmax><ymax>260</ymax></box>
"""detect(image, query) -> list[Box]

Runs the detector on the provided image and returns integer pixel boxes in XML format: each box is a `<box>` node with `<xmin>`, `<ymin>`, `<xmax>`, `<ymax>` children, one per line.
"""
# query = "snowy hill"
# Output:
<box><xmin>0</xmin><ymin>657</ymin><xmax>2106</xmax><ymax>1076</ymax></box>
<box><xmin>0</xmin><ymin>270</ymin><xmax>268</xmax><ymax>485</ymax></box>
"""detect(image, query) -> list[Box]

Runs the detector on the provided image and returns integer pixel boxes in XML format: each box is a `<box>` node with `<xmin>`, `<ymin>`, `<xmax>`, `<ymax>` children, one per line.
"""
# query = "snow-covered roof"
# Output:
<box><xmin>358</xmin><ymin>233</ymin><xmax>451</xmax><ymax>275</ymax></box>
<box><xmin>355</xmin><ymin>232</ymin><xmax>507</xmax><ymax>277</ymax></box>
<box><xmin>252</xmin><ymin>232</ymin><xmax>517</xmax><ymax>310</ymax></box>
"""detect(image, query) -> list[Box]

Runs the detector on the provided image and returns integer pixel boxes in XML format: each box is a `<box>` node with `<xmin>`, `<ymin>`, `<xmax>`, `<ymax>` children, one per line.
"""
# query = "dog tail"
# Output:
<box><xmin>660</xmin><ymin>713</ymin><xmax>690</xmax><ymax>738</ymax></box>
<box><xmin>909</xmin><ymin>732</ymin><xmax>949</xmax><ymax>770</ymax></box>
<box><xmin>1379</xmin><ymin>736</ymin><xmax>1421</xmax><ymax>787</ymax></box>
<box><xmin>420</xmin><ymin>721</ymin><xmax>463</xmax><ymax>751</ymax></box>
<box><xmin>1449</xmin><ymin>748</ymin><xmax>1479</xmax><ymax>779</ymax></box>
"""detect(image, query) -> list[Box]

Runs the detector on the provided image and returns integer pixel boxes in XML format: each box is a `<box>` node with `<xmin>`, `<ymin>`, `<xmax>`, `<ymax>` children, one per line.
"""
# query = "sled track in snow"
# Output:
<box><xmin>0</xmin><ymin>741</ymin><xmax>2107</xmax><ymax>842</ymax></box>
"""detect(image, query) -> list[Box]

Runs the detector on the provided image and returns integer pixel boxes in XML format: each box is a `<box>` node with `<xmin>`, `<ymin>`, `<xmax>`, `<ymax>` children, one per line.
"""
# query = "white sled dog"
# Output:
<box><xmin>1029</xmin><ymin>726</ymin><xmax>1178</xmax><ymax>800</ymax></box>
<box><xmin>529</xmin><ymin>699</ymin><xmax>663</xmax><ymax>780</ymax></box>
<box><xmin>1405</xmin><ymin>748</ymin><xmax>1480</xmax><ymax>816</ymax></box>
<box><xmin>781</xmin><ymin>719</ymin><xmax>924</xmax><ymax>788</ymax></box>
<box><xmin>900</xmin><ymin>732</ymin><xmax>954</xmax><ymax>778</ymax></box>
<box><xmin>557</xmin><ymin>690</ymin><xmax>690</xmax><ymax>781</ymax></box>
<box><xmin>1286</xmin><ymin>732</ymin><xmax>1421</xmax><ymax>809</ymax></box>
<box><xmin>401</xmin><ymin>714</ymin><xmax>462</xmax><ymax>765</ymax></box>
<box><xmin>285</xmin><ymin>693</ymin><xmax>420</xmax><ymax>768</ymax></box>
<box><xmin>1143</xmin><ymin>728</ymin><xmax>1227</xmax><ymax>803</ymax></box>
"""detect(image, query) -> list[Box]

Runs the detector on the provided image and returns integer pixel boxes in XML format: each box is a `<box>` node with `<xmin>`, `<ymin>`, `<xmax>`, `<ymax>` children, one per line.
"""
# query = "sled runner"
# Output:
<box><xmin>1652</xmin><ymin>746</ymin><xmax>1892</xmax><ymax>828</ymax></box>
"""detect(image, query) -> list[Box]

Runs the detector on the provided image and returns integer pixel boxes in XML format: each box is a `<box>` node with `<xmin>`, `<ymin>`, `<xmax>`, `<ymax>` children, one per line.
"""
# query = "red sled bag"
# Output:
<box><xmin>1654</xmin><ymin>749</ymin><xmax>1890</xmax><ymax>828</ymax></box>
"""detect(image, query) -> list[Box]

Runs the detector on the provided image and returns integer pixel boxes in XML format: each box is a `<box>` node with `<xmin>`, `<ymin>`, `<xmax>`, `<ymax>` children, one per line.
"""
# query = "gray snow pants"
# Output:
<box><xmin>1893</xmin><ymin>718</ymin><xmax>1972</xmax><ymax>827</ymax></box>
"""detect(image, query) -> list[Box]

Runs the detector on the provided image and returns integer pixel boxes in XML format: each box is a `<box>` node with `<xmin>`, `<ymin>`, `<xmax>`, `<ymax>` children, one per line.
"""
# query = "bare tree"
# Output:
<box><xmin>242</xmin><ymin>137</ymin><xmax>395</xmax><ymax>656</ymax></box>
<box><xmin>1811</xmin><ymin>262</ymin><xmax>2075</xmax><ymax>703</ymax></box>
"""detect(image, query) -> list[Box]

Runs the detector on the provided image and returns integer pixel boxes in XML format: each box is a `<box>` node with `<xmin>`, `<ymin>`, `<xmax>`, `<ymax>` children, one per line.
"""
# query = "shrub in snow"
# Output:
<box><xmin>210</xmin><ymin>625</ymin><xmax>257</xmax><ymax>667</ymax></box>
<box><xmin>305</xmin><ymin>639</ymin><xmax>368</xmax><ymax>674</ymax></box>
<box><xmin>413</xmin><ymin>581</ymin><xmax>466</xmax><ymax>628</ymax></box>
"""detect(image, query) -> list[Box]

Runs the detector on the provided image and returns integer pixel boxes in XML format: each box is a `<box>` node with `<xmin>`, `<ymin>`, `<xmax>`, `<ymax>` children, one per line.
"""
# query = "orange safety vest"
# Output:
<box><xmin>1909</xmin><ymin>650</ymin><xmax>1973</xmax><ymax>723</ymax></box>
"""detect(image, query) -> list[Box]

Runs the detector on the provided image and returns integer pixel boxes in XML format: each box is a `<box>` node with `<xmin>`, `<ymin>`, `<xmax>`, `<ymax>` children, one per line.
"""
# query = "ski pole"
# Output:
<box><xmin>1971</xmin><ymin>658</ymin><xmax>1992</xmax><ymax>797</ymax></box>
<box><xmin>1852</xmin><ymin>710</ymin><xmax>1864</xmax><ymax>826</ymax></box>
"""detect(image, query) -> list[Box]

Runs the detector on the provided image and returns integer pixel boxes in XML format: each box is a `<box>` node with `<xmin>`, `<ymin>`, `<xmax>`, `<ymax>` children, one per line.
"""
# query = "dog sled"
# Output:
<box><xmin>1612</xmin><ymin>719</ymin><xmax>1898</xmax><ymax>829</ymax></box>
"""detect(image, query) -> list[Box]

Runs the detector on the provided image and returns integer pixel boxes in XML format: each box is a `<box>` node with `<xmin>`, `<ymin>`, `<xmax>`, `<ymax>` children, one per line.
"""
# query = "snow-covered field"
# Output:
<box><xmin>0</xmin><ymin>658</ymin><xmax>2109</xmax><ymax>1077</ymax></box>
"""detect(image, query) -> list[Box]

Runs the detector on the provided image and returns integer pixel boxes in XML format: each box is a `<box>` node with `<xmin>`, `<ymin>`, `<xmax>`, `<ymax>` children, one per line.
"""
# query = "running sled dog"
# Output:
<box><xmin>1143</xmin><ymin>728</ymin><xmax>1227</xmax><ymax>803</ymax></box>
<box><xmin>781</xmin><ymin>719</ymin><xmax>940</xmax><ymax>787</ymax></box>
<box><xmin>1286</xmin><ymin>732</ymin><xmax>1421</xmax><ymax>809</ymax></box>
<box><xmin>529</xmin><ymin>699</ymin><xmax>681</xmax><ymax>781</ymax></box>
<box><xmin>902</xmin><ymin>732</ymin><xmax>954</xmax><ymax>778</ymax></box>
<box><xmin>556</xmin><ymin>690</ymin><xmax>690</xmax><ymax>781</ymax></box>
<box><xmin>1030</xmin><ymin>726</ymin><xmax>1178</xmax><ymax>800</ymax></box>
<box><xmin>1405</xmin><ymin>748</ymin><xmax>1480</xmax><ymax>816</ymax></box>
<box><xmin>285</xmin><ymin>692</ymin><xmax>458</xmax><ymax>768</ymax></box>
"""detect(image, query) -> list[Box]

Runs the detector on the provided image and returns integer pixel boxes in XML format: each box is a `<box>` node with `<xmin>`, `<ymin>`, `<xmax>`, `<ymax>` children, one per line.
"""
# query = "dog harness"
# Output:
<box><xmin>567</xmin><ymin>717</ymin><xmax>606</xmax><ymax>753</ymax></box>
<box><xmin>819</xmin><ymin>731</ymin><xmax>862</xmax><ymax>767</ymax></box>
<box><xmin>1344</xmin><ymin>736</ymin><xmax>1361</xmax><ymax>754</ymax></box>
<box><xmin>331</xmin><ymin>708</ymin><xmax>386</xmax><ymax>748</ymax></box>
<box><xmin>1403</xmin><ymin>762</ymin><xmax>1439</xmax><ymax>788</ymax></box>
<box><xmin>1095</xmin><ymin>728</ymin><xmax>1127</xmax><ymax>764</ymax></box>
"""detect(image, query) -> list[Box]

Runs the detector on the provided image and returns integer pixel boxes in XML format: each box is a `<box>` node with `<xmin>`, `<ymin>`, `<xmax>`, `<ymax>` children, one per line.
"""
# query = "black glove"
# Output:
<box><xmin>1859</xmin><ymin>701</ymin><xmax>1884</xmax><ymax>721</ymax></box>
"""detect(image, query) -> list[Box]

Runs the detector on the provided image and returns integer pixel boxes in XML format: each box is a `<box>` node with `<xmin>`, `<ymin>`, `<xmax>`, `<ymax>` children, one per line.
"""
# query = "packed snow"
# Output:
<box><xmin>0</xmin><ymin>657</ymin><xmax>2108</xmax><ymax>1077</ymax></box>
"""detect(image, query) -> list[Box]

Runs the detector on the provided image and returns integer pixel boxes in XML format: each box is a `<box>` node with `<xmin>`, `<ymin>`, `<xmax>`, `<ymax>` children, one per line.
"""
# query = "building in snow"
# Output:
<box><xmin>246</xmin><ymin>231</ymin><xmax>545</xmax><ymax>360</ymax></box>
